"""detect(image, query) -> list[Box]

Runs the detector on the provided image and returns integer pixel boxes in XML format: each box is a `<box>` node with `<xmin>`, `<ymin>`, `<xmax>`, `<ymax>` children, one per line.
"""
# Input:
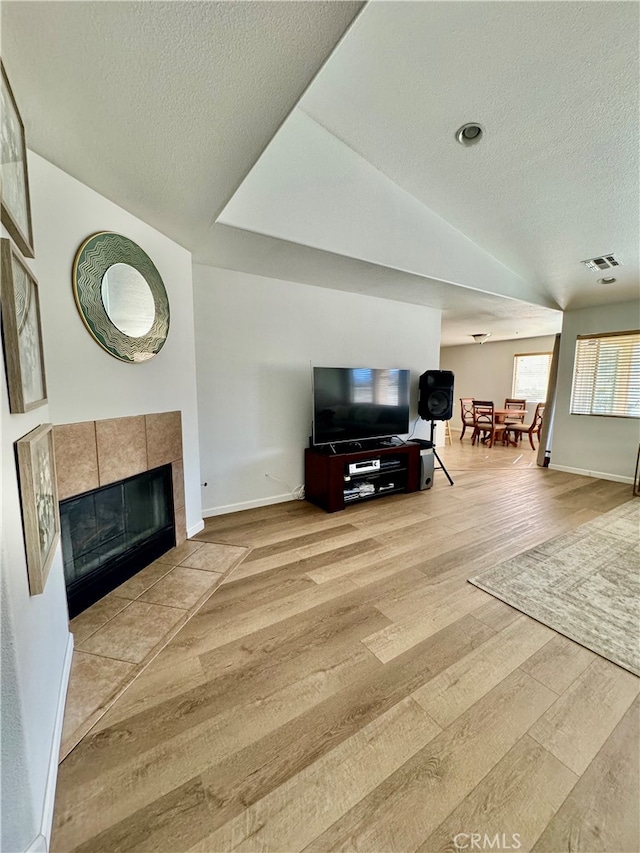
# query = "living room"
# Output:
<box><xmin>1</xmin><ymin>3</ymin><xmax>639</xmax><ymax>853</ymax></box>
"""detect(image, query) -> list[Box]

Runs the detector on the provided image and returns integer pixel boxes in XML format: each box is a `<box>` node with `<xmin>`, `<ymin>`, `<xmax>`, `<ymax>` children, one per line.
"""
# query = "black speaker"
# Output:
<box><xmin>418</xmin><ymin>370</ymin><xmax>454</xmax><ymax>421</ymax></box>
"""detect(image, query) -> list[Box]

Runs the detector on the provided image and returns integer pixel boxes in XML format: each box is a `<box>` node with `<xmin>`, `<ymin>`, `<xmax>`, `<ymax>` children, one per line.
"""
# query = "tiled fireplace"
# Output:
<box><xmin>53</xmin><ymin>411</ymin><xmax>187</xmax><ymax>615</ymax></box>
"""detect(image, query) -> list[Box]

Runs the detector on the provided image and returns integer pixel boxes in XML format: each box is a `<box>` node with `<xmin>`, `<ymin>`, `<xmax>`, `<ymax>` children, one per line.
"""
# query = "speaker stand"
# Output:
<box><xmin>429</xmin><ymin>421</ymin><xmax>454</xmax><ymax>486</ymax></box>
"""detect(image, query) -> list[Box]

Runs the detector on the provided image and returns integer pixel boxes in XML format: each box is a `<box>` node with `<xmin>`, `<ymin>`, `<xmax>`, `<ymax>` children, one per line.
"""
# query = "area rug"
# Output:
<box><xmin>469</xmin><ymin>500</ymin><xmax>640</xmax><ymax>676</ymax></box>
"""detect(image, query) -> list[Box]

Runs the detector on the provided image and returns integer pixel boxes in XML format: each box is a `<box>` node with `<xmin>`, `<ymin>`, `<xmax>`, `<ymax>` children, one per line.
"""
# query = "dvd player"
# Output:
<box><xmin>347</xmin><ymin>459</ymin><xmax>381</xmax><ymax>475</ymax></box>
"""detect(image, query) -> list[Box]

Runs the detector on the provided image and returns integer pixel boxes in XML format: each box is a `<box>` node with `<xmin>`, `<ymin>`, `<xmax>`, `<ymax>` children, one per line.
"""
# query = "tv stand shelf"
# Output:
<box><xmin>304</xmin><ymin>443</ymin><xmax>420</xmax><ymax>513</ymax></box>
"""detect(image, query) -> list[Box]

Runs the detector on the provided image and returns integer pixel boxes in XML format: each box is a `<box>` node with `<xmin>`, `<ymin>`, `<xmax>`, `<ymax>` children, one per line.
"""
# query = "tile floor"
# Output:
<box><xmin>61</xmin><ymin>539</ymin><xmax>249</xmax><ymax>760</ymax></box>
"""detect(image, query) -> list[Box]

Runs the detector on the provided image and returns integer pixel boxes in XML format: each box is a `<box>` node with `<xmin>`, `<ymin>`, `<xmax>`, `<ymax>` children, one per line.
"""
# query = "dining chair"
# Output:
<box><xmin>471</xmin><ymin>401</ymin><xmax>506</xmax><ymax>448</ymax></box>
<box><xmin>459</xmin><ymin>397</ymin><xmax>475</xmax><ymax>440</ymax></box>
<box><xmin>504</xmin><ymin>398</ymin><xmax>526</xmax><ymax>423</ymax></box>
<box><xmin>503</xmin><ymin>397</ymin><xmax>527</xmax><ymax>441</ymax></box>
<box><xmin>505</xmin><ymin>402</ymin><xmax>546</xmax><ymax>450</ymax></box>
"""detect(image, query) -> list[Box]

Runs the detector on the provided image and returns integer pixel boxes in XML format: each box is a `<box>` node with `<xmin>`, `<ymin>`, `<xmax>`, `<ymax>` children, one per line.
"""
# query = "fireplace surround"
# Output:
<box><xmin>53</xmin><ymin>411</ymin><xmax>186</xmax><ymax>615</ymax></box>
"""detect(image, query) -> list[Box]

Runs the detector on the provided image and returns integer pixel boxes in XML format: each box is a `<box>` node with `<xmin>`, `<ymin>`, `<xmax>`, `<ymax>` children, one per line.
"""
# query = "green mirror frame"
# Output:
<box><xmin>72</xmin><ymin>232</ymin><xmax>170</xmax><ymax>363</ymax></box>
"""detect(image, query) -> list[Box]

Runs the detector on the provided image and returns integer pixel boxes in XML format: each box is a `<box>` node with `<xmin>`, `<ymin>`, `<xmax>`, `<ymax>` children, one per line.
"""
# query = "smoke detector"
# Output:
<box><xmin>581</xmin><ymin>254</ymin><xmax>622</xmax><ymax>272</ymax></box>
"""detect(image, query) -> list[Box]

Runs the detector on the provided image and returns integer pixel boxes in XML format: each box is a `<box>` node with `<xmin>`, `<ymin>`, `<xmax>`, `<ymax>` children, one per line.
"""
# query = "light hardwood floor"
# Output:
<box><xmin>51</xmin><ymin>441</ymin><xmax>640</xmax><ymax>853</ymax></box>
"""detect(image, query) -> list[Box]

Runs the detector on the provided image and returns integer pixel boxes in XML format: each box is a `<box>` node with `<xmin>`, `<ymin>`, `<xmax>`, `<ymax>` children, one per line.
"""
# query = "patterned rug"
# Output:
<box><xmin>469</xmin><ymin>500</ymin><xmax>640</xmax><ymax>676</ymax></box>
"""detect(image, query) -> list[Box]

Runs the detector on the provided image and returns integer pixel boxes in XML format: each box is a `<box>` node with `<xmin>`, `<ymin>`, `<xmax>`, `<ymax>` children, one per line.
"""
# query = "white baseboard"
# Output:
<box><xmin>25</xmin><ymin>834</ymin><xmax>47</xmax><ymax>853</ymax></box>
<box><xmin>549</xmin><ymin>463</ymin><xmax>633</xmax><ymax>485</ymax></box>
<box><xmin>203</xmin><ymin>492</ymin><xmax>294</xmax><ymax>518</ymax></box>
<box><xmin>34</xmin><ymin>631</ymin><xmax>74</xmax><ymax>853</ymax></box>
<box><xmin>187</xmin><ymin>519</ymin><xmax>205</xmax><ymax>538</ymax></box>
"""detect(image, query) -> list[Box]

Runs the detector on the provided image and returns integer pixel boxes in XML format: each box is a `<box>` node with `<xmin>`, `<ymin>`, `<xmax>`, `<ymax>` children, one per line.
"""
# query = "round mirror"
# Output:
<box><xmin>72</xmin><ymin>233</ymin><xmax>170</xmax><ymax>363</ymax></box>
<box><xmin>101</xmin><ymin>263</ymin><xmax>155</xmax><ymax>337</ymax></box>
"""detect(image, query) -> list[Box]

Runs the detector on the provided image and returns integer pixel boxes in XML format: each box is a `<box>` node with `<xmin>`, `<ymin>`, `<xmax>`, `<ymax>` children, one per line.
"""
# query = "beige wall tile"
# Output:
<box><xmin>96</xmin><ymin>415</ymin><xmax>148</xmax><ymax>487</ymax></box>
<box><xmin>175</xmin><ymin>505</ymin><xmax>187</xmax><ymax>544</ymax></box>
<box><xmin>146</xmin><ymin>411</ymin><xmax>183</xmax><ymax>469</ymax></box>
<box><xmin>53</xmin><ymin>421</ymin><xmax>99</xmax><ymax>500</ymax></box>
<box><xmin>172</xmin><ymin>459</ymin><xmax>185</xmax><ymax>510</ymax></box>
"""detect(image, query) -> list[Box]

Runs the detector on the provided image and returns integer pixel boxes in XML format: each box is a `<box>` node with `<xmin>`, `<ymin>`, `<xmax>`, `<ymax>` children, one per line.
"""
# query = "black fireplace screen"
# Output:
<box><xmin>60</xmin><ymin>465</ymin><xmax>175</xmax><ymax>618</ymax></box>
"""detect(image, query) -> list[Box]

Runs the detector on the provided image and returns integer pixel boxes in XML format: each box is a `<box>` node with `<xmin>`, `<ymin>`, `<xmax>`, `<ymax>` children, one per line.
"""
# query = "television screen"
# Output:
<box><xmin>312</xmin><ymin>367</ymin><xmax>411</xmax><ymax>446</ymax></box>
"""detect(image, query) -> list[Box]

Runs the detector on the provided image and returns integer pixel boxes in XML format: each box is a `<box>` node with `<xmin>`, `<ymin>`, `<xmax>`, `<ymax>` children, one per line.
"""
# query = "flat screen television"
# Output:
<box><xmin>312</xmin><ymin>367</ymin><xmax>411</xmax><ymax>446</ymax></box>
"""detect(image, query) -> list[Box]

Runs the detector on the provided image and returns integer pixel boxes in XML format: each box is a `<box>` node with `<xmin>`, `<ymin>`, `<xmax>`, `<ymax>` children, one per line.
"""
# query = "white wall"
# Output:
<box><xmin>29</xmin><ymin>153</ymin><xmax>202</xmax><ymax>537</ymax></box>
<box><xmin>1</xmin><ymin>244</ymin><xmax>71</xmax><ymax>853</ymax></box>
<box><xmin>193</xmin><ymin>265</ymin><xmax>441</xmax><ymax>515</ymax></box>
<box><xmin>1</xmin><ymin>153</ymin><xmax>202</xmax><ymax>853</ymax></box>
<box><xmin>440</xmin><ymin>335</ymin><xmax>557</xmax><ymax>430</ymax></box>
<box><xmin>551</xmin><ymin>300</ymin><xmax>640</xmax><ymax>482</ymax></box>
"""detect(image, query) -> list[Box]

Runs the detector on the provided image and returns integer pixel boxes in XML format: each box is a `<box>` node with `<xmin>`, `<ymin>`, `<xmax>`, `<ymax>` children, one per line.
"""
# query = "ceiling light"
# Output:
<box><xmin>597</xmin><ymin>277</ymin><xmax>617</xmax><ymax>285</ymax></box>
<box><xmin>471</xmin><ymin>333</ymin><xmax>491</xmax><ymax>344</ymax></box>
<box><xmin>456</xmin><ymin>123</ymin><xmax>484</xmax><ymax>146</ymax></box>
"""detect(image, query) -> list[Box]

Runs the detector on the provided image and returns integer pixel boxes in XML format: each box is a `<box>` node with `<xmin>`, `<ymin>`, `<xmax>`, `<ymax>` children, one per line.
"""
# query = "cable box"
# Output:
<box><xmin>347</xmin><ymin>459</ymin><xmax>381</xmax><ymax>475</ymax></box>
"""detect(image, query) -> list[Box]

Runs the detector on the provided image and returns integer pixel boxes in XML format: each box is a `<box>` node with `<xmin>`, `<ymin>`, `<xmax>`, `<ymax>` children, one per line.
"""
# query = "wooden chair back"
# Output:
<box><xmin>472</xmin><ymin>401</ymin><xmax>495</xmax><ymax>432</ymax></box>
<box><xmin>532</xmin><ymin>402</ymin><xmax>546</xmax><ymax>433</ymax></box>
<box><xmin>459</xmin><ymin>397</ymin><xmax>475</xmax><ymax>440</ymax></box>
<box><xmin>504</xmin><ymin>397</ymin><xmax>526</xmax><ymax>423</ymax></box>
<box><xmin>504</xmin><ymin>401</ymin><xmax>546</xmax><ymax>450</ymax></box>
<box><xmin>471</xmin><ymin>401</ymin><xmax>505</xmax><ymax>448</ymax></box>
<box><xmin>460</xmin><ymin>398</ymin><xmax>474</xmax><ymax>422</ymax></box>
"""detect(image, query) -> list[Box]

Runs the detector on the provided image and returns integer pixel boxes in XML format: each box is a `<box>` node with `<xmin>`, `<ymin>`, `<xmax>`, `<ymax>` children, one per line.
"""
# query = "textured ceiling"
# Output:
<box><xmin>1</xmin><ymin>1</ymin><xmax>637</xmax><ymax>346</ymax></box>
<box><xmin>0</xmin><ymin>0</ymin><xmax>363</xmax><ymax>249</ymax></box>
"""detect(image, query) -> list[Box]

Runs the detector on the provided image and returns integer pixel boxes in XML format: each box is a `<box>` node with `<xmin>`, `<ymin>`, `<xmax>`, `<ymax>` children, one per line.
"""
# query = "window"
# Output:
<box><xmin>512</xmin><ymin>352</ymin><xmax>552</xmax><ymax>402</ymax></box>
<box><xmin>570</xmin><ymin>331</ymin><xmax>640</xmax><ymax>418</ymax></box>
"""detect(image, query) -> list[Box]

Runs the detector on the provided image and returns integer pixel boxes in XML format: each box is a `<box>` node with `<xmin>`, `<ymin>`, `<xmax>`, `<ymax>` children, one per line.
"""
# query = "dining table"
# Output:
<box><xmin>494</xmin><ymin>407</ymin><xmax>528</xmax><ymax>422</ymax></box>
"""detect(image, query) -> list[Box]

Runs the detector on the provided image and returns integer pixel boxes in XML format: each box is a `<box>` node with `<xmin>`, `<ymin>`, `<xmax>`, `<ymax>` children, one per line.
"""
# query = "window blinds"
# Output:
<box><xmin>570</xmin><ymin>331</ymin><xmax>640</xmax><ymax>418</ymax></box>
<box><xmin>512</xmin><ymin>353</ymin><xmax>552</xmax><ymax>402</ymax></box>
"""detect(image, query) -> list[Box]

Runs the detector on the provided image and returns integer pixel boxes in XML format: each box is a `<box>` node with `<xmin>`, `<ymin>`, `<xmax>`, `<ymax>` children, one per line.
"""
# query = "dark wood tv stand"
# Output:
<box><xmin>304</xmin><ymin>442</ymin><xmax>420</xmax><ymax>513</ymax></box>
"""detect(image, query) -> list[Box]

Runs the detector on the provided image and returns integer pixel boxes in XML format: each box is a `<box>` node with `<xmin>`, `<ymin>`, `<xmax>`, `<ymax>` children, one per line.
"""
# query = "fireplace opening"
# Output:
<box><xmin>60</xmin><ymin>465</ymin><xmax>175</xmax><ymax>618</ymax></box>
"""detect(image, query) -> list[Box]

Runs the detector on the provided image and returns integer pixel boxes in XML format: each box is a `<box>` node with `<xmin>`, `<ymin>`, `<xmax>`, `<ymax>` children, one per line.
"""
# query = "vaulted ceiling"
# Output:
<box><xmin>2</xmin><ymin>1</ymin><xmax>638</xmax><ymax>344</ymax></box>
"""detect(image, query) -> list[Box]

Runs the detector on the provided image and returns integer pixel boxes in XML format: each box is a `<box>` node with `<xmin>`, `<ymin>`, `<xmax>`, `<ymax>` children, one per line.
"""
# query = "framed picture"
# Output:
<box><xmin>1</xmin><ymin>238</ymin><xmax>47</xmax><ymax>412</ymax></box>
<box><xmin>1</xmin><ymin>61</ymin><xmax>34</xmax><ymax>258</ymax></box>
<box><xmin>16</xmin><ymin>424</ymin><xmax>60</xmax><ymax>595</ymax></box>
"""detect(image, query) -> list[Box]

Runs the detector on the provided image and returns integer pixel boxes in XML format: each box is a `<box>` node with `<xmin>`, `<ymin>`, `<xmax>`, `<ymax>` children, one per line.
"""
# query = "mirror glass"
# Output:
<box><xmin>101</xmin><ymin>263</ymin><xmax>155</xmax><ymax>338</ymax></box>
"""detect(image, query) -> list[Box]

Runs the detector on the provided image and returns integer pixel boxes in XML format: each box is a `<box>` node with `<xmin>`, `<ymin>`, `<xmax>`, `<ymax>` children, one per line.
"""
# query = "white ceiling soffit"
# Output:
<box><xmin>293</xmin><ymin>0</ymin><xmax>639</xmax><ymax>311</ymax></box>
<box><xmin>218</xmin><ymin>109</ymin><xmax>558</xmax><ymax>310</ymax></box>
<box><xmin>217</xmin><ymin>1</ymin><xmax>639</xmax><ymax>313</ymax></box>
<box><xmin>0</xmin><ymin>0</ymin><xmax>364</xmax><ymax>250</ymax></box>
<box><xmin>203</xmin><ymin>222</ymin><xmax>563</xmax><ymax>347</ymax></box>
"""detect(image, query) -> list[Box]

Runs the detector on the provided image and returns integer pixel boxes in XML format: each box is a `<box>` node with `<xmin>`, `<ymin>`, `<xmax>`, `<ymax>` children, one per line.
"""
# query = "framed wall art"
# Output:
<box><xmin>1</xmin><ymin>61</ymin><xmax>34</xmax><ymax>258</ymax></box>
<box><xmin>0</xmin><ymin>238</ymin><xmax>47</xmax><ymax>412</ymax></box>
<box><xmin>16</xmin><ymin>423</ymin><xmax>60</xmax><ymax>595</ymax></box>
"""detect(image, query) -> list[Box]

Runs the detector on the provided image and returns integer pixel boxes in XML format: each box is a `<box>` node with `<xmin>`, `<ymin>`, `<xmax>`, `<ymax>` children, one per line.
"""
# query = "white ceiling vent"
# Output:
<box><xmin>581</xmin><ymin>254</ymin><xmax>622</xmax><ymax>272</ymax></box>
